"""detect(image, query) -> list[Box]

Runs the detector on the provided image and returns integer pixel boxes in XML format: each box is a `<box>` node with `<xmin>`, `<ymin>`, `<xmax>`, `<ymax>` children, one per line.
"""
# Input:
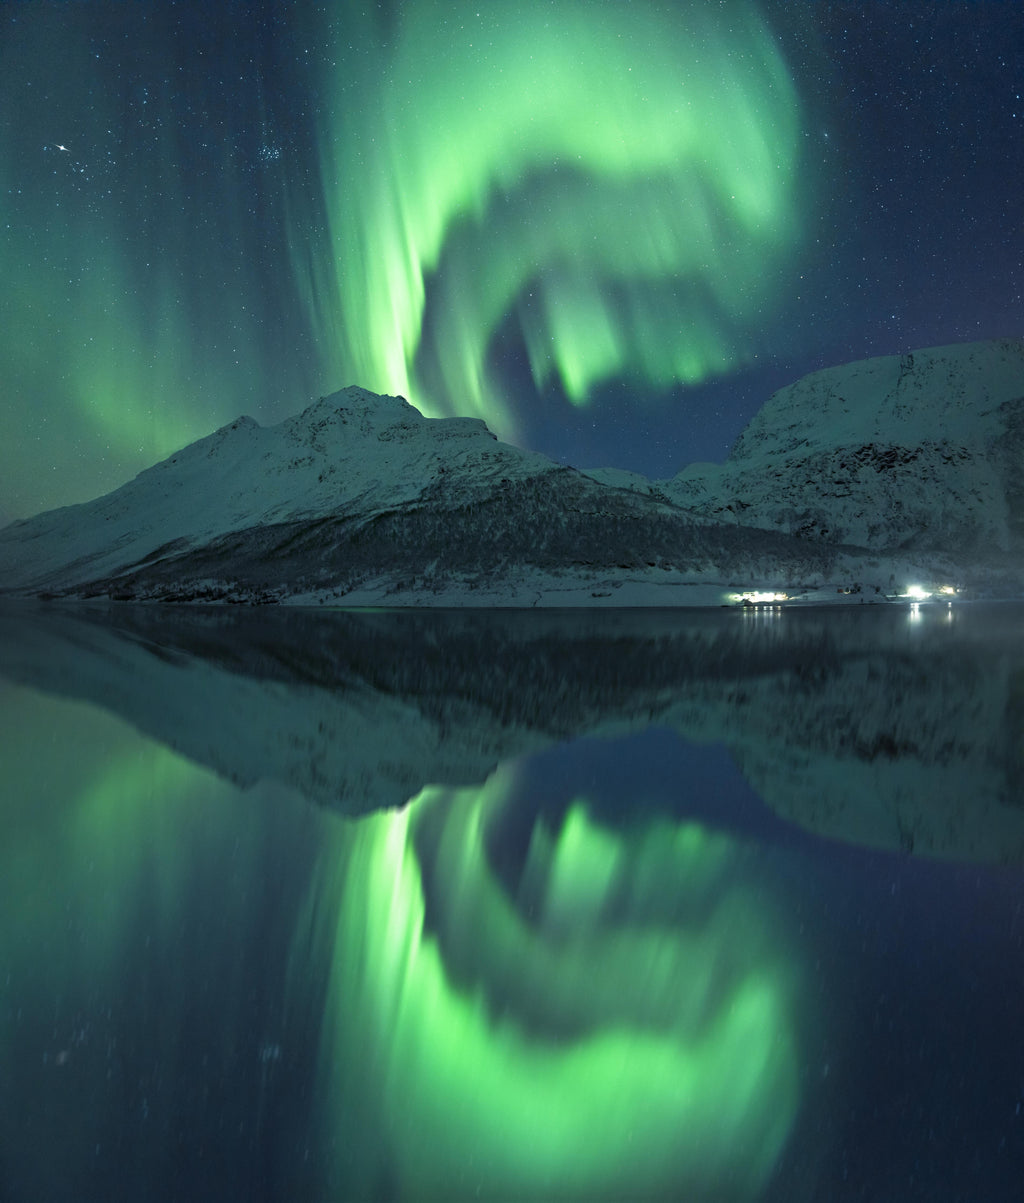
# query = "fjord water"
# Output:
<box><xmin>0</xmin><ymin>603</ymin><xmax>1022</xmax><ymax>1202</ymax></box>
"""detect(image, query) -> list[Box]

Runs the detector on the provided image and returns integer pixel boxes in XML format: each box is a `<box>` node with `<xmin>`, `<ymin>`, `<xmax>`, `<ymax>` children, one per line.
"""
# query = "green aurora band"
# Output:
<box><xmin>1</xmin><ymin>0</ymin><xmax>801</xmax><ymax>520</ymax></box>
<box><xmin>0</xmin><ymin>5</ymin><xmax>319</xmax><ymax>519</ymax></box>
<box><xmin>310</xmin><ymin>768</ymin><xmax>801</xmax><ymax>1199</ymax></box>
<box><xmin>299</xmin><ymin>0</ymin><xmax>801</xmax><ymax>439</ymax></box>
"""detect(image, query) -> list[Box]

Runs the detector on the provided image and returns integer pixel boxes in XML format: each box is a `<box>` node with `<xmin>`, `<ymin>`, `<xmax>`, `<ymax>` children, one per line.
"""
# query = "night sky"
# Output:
<box><xmin>2</xmin><ymin>0</ymin><xmax>1022</xmax><ymax>526</ymax></box>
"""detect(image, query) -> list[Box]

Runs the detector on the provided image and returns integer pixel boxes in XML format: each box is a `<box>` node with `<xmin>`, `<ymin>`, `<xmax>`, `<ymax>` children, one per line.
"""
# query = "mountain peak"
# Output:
<box><xmin>668</xmin><ymin>336</ymin><xmax>1024</xmax><ymax>554</ymax></box>
<box><xmin>296</xmin><ymin>386</ymin><xmax>423</xmax><ymax>432</ymax></box>
<box><xmin>732</xmin><ymin>337</ymin><xmax>1024</xmax><ymax>459</ymax></box>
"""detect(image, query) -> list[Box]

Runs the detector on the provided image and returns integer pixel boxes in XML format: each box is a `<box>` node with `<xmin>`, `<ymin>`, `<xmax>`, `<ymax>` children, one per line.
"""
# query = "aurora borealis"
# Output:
<box><xmin>1</xmin><ymin>1</ymin><xmax>1021</xmax><ymax>525</ymax></box>
<box><xmin>300</xmin><ymin>0</ymin><xmax>800</xmax><ymax>432</ymax></box>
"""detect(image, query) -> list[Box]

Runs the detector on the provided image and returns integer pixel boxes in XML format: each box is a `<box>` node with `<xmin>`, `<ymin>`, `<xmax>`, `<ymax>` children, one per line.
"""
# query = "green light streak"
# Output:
<box><xmin>0</xmin><ymin>7</ymin><xmax>317</xmax><ymax>518</ymax></box>
<box><xmin>314</xmin><ymin>768</ymin><xmax>800</xmax><ymax>1199</ymax></box>
<box><xmin>0</xmin><ymin>720</ymin><xmax>238</xmax><ymax>981</ymax></box>
<box><xmin>302</xmin><ymin>0</ymin><xmax>801</xmax><ymax>437</ymax></box>
<box><xmin>0</xmin><ymin>686</ymin><xmax>330</xmax><ymax>1195</ymax></box>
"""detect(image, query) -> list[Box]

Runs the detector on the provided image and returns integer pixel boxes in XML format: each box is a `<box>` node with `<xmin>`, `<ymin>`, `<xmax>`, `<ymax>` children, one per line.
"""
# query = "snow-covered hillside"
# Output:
<box><xmin>665</xmin><ymin>338</ymin><xmax>1024</xmax><ymax>554</ymax></box>
<box><xmin>0</xmin><ymin>388</ymin><xmax>558</xmax><ymax>592</ymax></box>
<box><xmin>1</xmin><ymin>339</ymin><xmax>1022</xmax><ymax>604</ymax></box>
<box><xmin>0</xmin><ymin>388</ymin><xmax>838</xmax><ymax>602</ymax></box>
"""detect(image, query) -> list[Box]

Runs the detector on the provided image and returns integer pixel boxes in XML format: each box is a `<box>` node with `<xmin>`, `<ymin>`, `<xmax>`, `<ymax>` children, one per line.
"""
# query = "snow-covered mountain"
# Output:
<box><xmin>664</xmin><ymin>338</ymin><xmax>1024</xmax><ymax>556</ymax></box>
<box><xmin>1</xmin><ymin>339</ymin><xmax>1022</xmax><ymax>604</ymax></box>
<box><xmin>0</xmin><ymin>388</ymin><xmax>556</xmax><ymax>593</ymax></box>
<box><xmin>0</xmin><ymin>387</ymin><xmax>836</xmax><ymax>603</ymax></box>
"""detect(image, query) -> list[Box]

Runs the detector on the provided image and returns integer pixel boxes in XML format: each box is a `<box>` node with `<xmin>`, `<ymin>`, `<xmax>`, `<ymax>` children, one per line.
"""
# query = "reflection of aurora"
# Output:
<box><xmin>311</xmin><ymin>768</ymin><xmax>801</xmax><ymax>1199</ymax></box>
<box><xmin>0</xmin><ymin>707</ymin><xmax>327</xmax><ymax>1201</ymax></box>
<box><xmin>0</xmin><ymin>686</ymin><xmax>802</xmax><ymax>1199</ymax></box>
<box><xmin>298</xmin><ymin>0</ymin><xmax>801</xmax><ymax>439</ymax></box>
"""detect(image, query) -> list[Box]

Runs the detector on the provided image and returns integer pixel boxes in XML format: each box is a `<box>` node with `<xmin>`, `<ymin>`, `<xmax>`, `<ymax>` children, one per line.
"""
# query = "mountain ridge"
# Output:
<box><xmin>2</xmin><ymin>339</ymin><xmax>1022</xmax><ymax>605</ymax></box>
<box><xmin>664</xmin><ymin>338</ymin><xmax>1024</xmax><ymax>554</ymax></box>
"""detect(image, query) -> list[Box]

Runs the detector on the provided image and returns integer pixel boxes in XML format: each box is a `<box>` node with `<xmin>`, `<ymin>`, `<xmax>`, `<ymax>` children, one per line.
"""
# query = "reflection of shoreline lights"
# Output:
<box><xmin>312</xmin><ymin>769</ymin><xmax>800</xmax><ymax>1199</ymax></box>
<box><xmin>297</xmin><ymin>0</ymin><xmax>801</xmax><ymax>439</ymax></box>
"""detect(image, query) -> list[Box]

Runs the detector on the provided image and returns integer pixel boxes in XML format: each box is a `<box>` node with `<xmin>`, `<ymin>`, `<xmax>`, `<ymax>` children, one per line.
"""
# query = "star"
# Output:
<box><xmin>56</xmin><ymin>144</ymin><xmax>69</xmax><ymax>152</ymax></box>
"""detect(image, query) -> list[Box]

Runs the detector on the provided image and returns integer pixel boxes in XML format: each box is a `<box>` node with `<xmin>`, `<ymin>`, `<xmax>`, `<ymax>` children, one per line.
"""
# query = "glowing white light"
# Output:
<box><xmin>905</xmin><ymin>585</ymin><xmax>931</xmax><ymax>601</ymax></box>
<box><xmin>731</xmin><ymin>591</ymin><xmax>789</xmax><ymax>605</ymax></box>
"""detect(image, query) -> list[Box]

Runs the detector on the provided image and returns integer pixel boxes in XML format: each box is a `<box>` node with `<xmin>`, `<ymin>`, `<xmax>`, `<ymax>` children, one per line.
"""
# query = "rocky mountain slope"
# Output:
<box><xmin>0</xmin><ymin>389</ymin><xmax>556</xmax><ymax>592</ymax></box>
<box><xmin>664</xmin><ymin>338</ymin><xmax>1024</xmax><ymax>557</ymax></box>
<box><xmin>0</xmin><ymin>388</ymin><xmax>837</xmax><ymax>603</ymax></box>
<box><xmin>1</xmin><ymin>339</ymin><xmax>1021</xmax><ymax>604</ymax></box>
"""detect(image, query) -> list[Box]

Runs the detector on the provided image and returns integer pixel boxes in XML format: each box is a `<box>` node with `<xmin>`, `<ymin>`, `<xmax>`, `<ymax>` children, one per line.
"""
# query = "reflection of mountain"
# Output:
<box><xmin>0</xmin><ymin>638</ymin><xmax>804</xmax><ymax>1203</ymax></box>
<box><xmin>1</xmin><ymin>602</ymin><xmax>1022</xmax><ymax>862</ymax></box>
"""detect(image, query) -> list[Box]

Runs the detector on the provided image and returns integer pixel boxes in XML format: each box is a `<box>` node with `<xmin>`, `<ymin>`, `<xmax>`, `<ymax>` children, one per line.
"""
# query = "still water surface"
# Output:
<box><xmin>0</xmin><ymin>602</ymin><xmax>1022</xmax><ymax>1201</ymax></box>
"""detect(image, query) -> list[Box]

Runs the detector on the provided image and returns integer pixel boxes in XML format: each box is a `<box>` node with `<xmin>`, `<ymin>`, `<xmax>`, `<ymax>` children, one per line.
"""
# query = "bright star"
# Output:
<box><xmin>56</xmin><ymin>144</ymin><xmax>69</xmax><ymax>152</ymax></box>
